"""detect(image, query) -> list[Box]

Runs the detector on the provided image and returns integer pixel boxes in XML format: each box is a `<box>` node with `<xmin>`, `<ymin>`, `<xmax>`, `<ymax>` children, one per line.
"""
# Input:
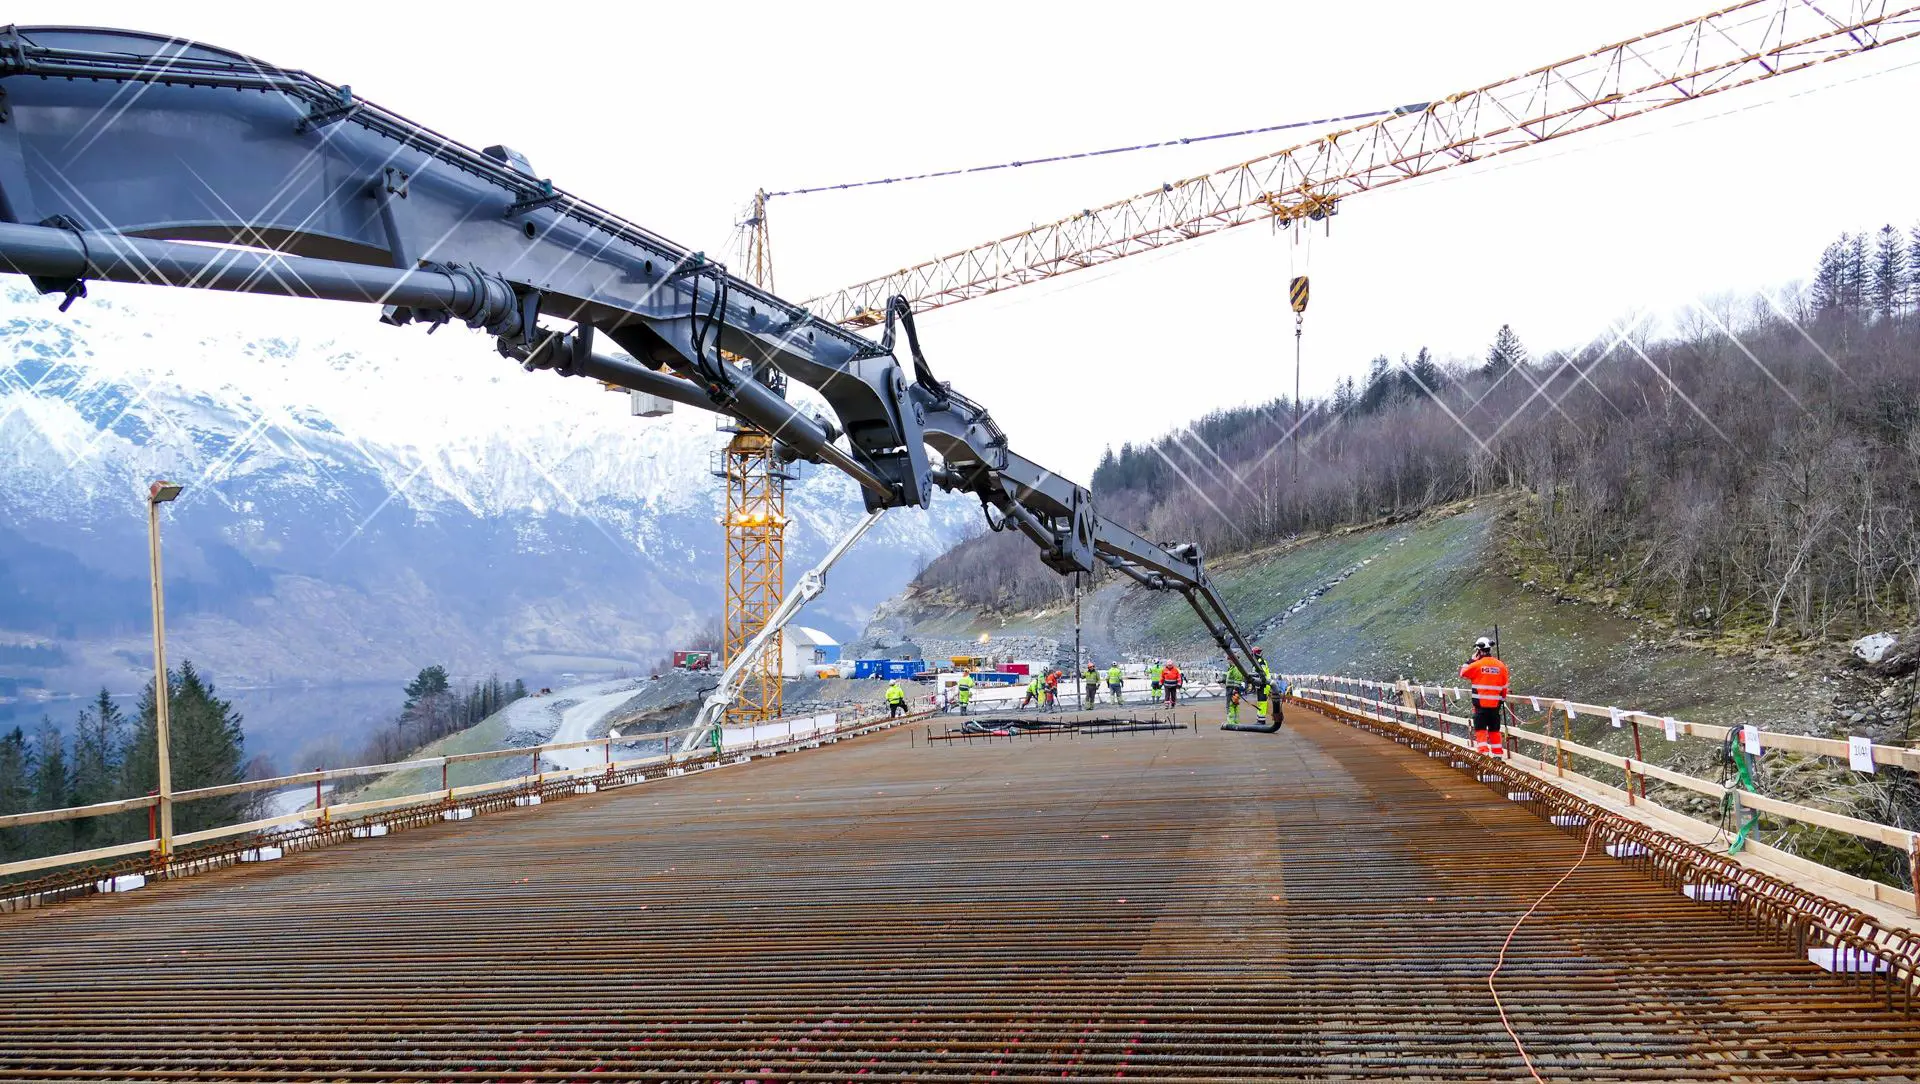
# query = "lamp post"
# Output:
<box><xmin>146</xmin><ymin>480</ymin><xmax>182</xmax><ymax>858</ymax></box>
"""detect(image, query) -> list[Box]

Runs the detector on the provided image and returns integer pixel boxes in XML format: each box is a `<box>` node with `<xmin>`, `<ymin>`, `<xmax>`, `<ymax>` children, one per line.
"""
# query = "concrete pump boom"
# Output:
<box><xmin>0</xmin><ymin>26</ymin><xmax>1265</xmax><ymax>677</ymax></box>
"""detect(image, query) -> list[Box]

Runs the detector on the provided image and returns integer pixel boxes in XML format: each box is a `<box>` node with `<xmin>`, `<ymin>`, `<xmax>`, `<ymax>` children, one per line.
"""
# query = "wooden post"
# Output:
<box><xmin>1557</xmin><ymin>704</ymin><xmax>1570</xmax><ymax>776</ymax></box>
<box><xmin>145</xmin><ymin>494</ymin><xmax>175</xmax><ymax>859</ymax></box>
<box><xmin>1909</xmin><ymin>836</ymin><xmax>1919</xmax><ymax>918</ymax></box>
<box><xmin>1629</xmin><ymin>716</ymin><xmax>1647</xmax><ymax>799</ymax></box>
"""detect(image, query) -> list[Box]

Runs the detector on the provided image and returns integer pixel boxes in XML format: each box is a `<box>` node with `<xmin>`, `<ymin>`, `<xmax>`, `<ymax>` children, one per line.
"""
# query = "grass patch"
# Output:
<box><xmin>338</xmin><ymin>714</ymin><xmax>536</xmax><ymax>803</ymax></box>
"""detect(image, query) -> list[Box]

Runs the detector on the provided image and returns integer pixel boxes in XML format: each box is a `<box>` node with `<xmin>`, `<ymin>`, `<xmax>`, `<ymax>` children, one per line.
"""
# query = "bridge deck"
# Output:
<box><xmin>4</xmin><ymin>706</ymin><xmax>1917</xmax><ymax>1081</ymax></box>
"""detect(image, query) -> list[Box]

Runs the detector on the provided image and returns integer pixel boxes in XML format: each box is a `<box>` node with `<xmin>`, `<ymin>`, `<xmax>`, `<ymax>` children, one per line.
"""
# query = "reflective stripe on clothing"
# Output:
<box><xmin>1458</xmin><ymin>656</ymin><xmax>1510</xmax><ymax>708</ymax></box>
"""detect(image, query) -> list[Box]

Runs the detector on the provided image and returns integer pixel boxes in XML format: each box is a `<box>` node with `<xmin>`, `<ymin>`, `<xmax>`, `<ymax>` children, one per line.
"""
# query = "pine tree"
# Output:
<box><xmin>166</xmin><ymin>662</ymin><xmax>248</xmax><ymax>832</ymax></box>
<box><xmin>1332</xmin><ymin>374</ymin><xmax>1357</xmax><ymax>415</ymax></box>
<box><xmin>30</xmin><ymin>715</ymin><xmax>69</xmax><ymax>855</ymax></box>
<box><xmin>512</xmin><ymin>678</ymin><xmax>528</xmax><ymax>700</ymax></box>
<box><xmin>1359</xmin><ymin>355</ymin><xmax>1394</xmax><ymax>414</ymax></box>
<box><xmin>119</xmin><ymin>663</ymin><xmax>251</xmax><ymax>838</ymax></box>
<box><xmin>404</xmin><ymin>665</ymin><xmax>450</xmax><ymax>710</ymax></box>
<box><xmin>1869</xmin><ymin>224</ymin><xmax>1906</xmax><ymax>319</ymax></box>
<box><xmin>0</xmin><ymin>727</ymin><xmax>31</xmax><ymax>862</ymax></box>
<box><xmin>1842</xmin><ymin>232</ymin><xmax>1869</xmax><ymax>310</ymax></box>
<box><xmin>1484</xmin><ymin>324</ymin><xmax>1528</xmax><ymax>377</ymax></box>
<box><xmin>119</xmin><ymin>682</ymin><xmax>159</xmax><ymax>842</ymax></box>
<box><xmin>1812</xmin><ymin>236</ymin><xmax>1849</xmax><ymax>313</ymax></box>
<box><xmin>1907</xmin><ymin>224</ymin><xmax>1920</xmax><ymax>311</ymax></box>
<box><xmin>69</xmin><ymin>689</ymin><xmax>127</xmax><ymax>846</ymax></box>
<box><xmin>1404</xmin><ymin>346</ymin><xmax>1445</xmax><ymax>398</ymax></box>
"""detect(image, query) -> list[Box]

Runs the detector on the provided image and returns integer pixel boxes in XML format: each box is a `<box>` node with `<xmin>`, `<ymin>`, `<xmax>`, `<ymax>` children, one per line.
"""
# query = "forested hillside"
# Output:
<box><xmin>913</xmin><ymin>223</ymin><xmax>1920</xmax><ymax>644</ymax></box>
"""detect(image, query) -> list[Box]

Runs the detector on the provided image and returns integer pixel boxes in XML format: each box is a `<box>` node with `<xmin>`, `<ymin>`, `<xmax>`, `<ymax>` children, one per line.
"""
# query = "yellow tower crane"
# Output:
<box><xmin>718</xmin><ymin>190</ymin><xmax>789</xmax><ymax>726</ymax></box>
<box><xmin>716</xmin><ymin>0</ymin><xmax>1915</xmax><ymax>724</ymax></box>
<box><xmin>807</xmin><ymin>1</ymin><xmax>1917</xmax><ymax>327</ymax></box>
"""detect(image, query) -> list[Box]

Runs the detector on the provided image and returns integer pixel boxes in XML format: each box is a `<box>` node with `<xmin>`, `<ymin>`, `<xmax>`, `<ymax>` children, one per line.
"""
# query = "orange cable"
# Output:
<box><xmin>1488</xmin><ymin>822</ymin><xmax>1599</xmax><ymax>1083</ymax></box>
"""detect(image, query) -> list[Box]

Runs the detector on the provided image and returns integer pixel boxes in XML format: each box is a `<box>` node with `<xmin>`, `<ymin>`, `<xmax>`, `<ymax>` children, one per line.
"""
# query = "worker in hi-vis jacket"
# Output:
<box><xmin>1460</xmin><ymin>636</ymin><xmax>1511</xmax><ymax>757</ymax></box>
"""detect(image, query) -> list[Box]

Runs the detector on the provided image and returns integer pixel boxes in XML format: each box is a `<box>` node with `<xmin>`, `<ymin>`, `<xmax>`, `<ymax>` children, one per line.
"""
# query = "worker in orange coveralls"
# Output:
<box><xmin>1460</xmin><ymin>636</ymin><xmax>1511</xmax><ymax>757</ymax></box>
<box><xmin>1159</xmin><ymin>661</ymin><xmax>1182</xmax><ymax>708</ymax></box>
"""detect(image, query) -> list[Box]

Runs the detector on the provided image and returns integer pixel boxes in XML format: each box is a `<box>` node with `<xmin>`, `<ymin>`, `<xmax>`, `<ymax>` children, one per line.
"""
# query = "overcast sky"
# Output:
<box><xmin>17</xmin><ymin>0</ymin><xmax>1920</xmax><ymax>479</ymax></box>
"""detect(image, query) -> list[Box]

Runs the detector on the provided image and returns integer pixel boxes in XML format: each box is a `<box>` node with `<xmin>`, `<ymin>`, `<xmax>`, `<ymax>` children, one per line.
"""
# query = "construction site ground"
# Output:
<box><xmin>4</xmin><ymin>703</ymin><xmax>1917</xmax><ymax>1081</ymax></box>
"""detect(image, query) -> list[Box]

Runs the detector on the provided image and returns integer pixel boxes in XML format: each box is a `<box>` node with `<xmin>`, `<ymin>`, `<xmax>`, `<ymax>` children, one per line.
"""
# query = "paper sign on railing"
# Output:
<box><xmin>1848</xmin><ymin>735</ymin><xmax>1875</xmax><ymax>774</ymax></box>
<box><xmin>1529</xmin><ymin>697</ymin><xmax>1541</xmax><ymax>712</ymax></box>
<box><xmin>1609</xmin><ymin>706</ymin><xmax>1623</xmax><ymax>728</ymax></box>
<box><xmin>1663</xmin><ymin>717</ymin><xmax>1679</xmax><ymax>742</ymax></box>
<box><xmin>1742</xmin><ymin>725</ymin><xmax>1762</xmax><ymax>757</ymax></box>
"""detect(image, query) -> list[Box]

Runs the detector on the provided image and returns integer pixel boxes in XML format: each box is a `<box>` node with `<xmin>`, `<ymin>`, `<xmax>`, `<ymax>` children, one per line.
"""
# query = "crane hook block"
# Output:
<box><xmin>1289</xmin><ymin>275</ymin><xmax>1309</xmax><ymax>314</ymax></box>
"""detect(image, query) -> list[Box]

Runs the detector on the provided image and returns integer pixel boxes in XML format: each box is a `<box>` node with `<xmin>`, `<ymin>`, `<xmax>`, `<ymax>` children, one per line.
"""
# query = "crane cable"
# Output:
<box><xmin>1282</xmin><ymin>221</ymin><xmax>1311</xmax><ymax>480</ymax></box>
<box><xmin>1488</xmin><ymin>820</ymin><xmax>1599</xmax><ymax>1083</ymax></box>
<box><xmin>764</xmin><ymin>104</ymin><xmax>1422</xmax><ymax>199</ymax></box>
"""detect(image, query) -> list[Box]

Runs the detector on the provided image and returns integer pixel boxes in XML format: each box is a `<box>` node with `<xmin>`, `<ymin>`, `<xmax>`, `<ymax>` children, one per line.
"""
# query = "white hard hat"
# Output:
<box><xmin>1474</xmin><ymin>636</ymin><xmax>1494</xmax><ymax>651</ymax></box>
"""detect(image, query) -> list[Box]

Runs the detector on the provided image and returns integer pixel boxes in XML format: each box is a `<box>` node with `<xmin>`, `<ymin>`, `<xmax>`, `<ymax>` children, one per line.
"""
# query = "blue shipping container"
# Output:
<box><xmin>881</xmin><ymin>659</ymin><xmax>928</xmax><ymax>680</ymax></box>
<box><xmin>852</xmin><ymin>658</ymin><xmax>888</xmax><ymax>679</ymax></box>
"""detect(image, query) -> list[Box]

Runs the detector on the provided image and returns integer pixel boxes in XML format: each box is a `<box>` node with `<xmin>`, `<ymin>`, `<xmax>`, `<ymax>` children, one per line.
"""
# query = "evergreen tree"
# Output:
<box><xmin>119</xmin><ymin>682</ymin><xmax>159</xmax><ymax>842</ymax></box>
<box><xmin>512</xmin><ymin>678</ymin><xmax>528</xmax><ymax>700</ymax></box>
<box><xmin>69</xmin><ymin>689</ymin><xmax>127</xmax><ymax>830</ymax></box>
<box><xmin>0</xmin><ymin>727</ymin><xmax>31</xmax><ymax>861</ymax></box>
<box><xmin>166</xmin><ymin>662</ymin><xmax>248</xmax><ymax>832</ymax></box>
<box><xmin>1484</xmin><ymin>324</ymin><xmax>1528</xmax><ymax>377</ymax></box>
<box><xmin>1813</xmin><ymin>236</ymin><xmax>1849</xmax><ymax>313</ymax></box>
<box><xmin>1331</xmin><ymin>374</ymin><xmax>1357</xmax><ymax>415</ymax></box>
<box><xmin>1842</xmin><ymin>232</ymin><xmax>1869</xmax><ymax>310</ymax></box>
<box><xmin>401</xmin><ymin>665</ymin><xmax>455</xmax><ymax>740</ymax></box>
<box><xmin>403</xmin><ymin>665</ymin><xmax>451</xmax><ymax>711</ymax></box>
<box><xmin>1869</xmin><ymin>224</ymin><xmax>1906</xmax><ymax>319</ymax></box>
<box><xmin>119</xmin><ymin>662</ymin><xmax>250</xmax><ymax>838</ymax></box>
<box><xmin>30</xmin><ymin>715</ymin><xmax>69</xmax><ymax>855</ymax></box>
<box><xmin>1403</xmin><ymin>346</ymin><xmax>1445</xmax><ymax>398</ymax></box>
<box><xmin>1907</xmin><ymin>224</ymin><xmax>1920</xmax><ymax>310</ymax></box>
<box><xmin>1359</xmin><ymin>355</ymin><xmax>1394</xmax><ymax>414</ymax></box>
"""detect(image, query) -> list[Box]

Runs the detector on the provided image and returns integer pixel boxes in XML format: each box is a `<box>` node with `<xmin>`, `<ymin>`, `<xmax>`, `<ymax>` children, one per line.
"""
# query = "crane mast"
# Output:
<box><xmin>719</xmin><ymin>191</ymin><xmax>787</xmax><ymax>726</ymax></box>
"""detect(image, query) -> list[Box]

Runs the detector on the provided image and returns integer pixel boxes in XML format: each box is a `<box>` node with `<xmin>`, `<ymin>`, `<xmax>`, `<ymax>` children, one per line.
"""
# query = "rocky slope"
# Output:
<box><xmin>869</xmin><ymin>500</ymin><xmax>1916</xmax><ymax>739</ymax></box>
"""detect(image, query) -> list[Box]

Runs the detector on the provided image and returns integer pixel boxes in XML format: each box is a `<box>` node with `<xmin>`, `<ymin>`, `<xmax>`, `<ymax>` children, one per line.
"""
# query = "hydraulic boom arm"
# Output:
<box><xmin>0</xmin><ymin>26</ymin><xmax>1265</xmax><ymax>676</ymax></box>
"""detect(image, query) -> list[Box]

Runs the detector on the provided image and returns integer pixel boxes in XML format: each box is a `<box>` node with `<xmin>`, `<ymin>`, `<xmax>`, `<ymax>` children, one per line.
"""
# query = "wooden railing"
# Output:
<box><xmin>1286</xmin><ymin>673</ymin><xmax>1920</xmax><ymax>916</ymax></box>
<box><xmin>0</xmin><ymin>706</ymin><xmax>910</xmax><ymax>883</ymax></box>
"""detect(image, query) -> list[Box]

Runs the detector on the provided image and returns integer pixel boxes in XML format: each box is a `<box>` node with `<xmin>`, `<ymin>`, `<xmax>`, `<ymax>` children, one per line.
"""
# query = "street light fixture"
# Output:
<box><xmin>146</xmin><ymin>480</ymin><xmax>181</xmax><ymax>859</ymax></box>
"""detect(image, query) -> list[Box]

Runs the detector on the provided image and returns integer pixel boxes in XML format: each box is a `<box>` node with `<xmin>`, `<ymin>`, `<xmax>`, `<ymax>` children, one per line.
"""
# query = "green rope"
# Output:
<box><xmin>1730</xmin><ymin>741</ymin><xmax>1757</xmax><ymax>792</ymax></box>
<box><xmin>1722</xmin><ymin>728</ymin><xmax>1759</xmax><ymax>853</ymax></box>
<box><xmin>1729</xmin><ymin>806</ymin><xmax>1758</xmax><ymax>854</ymax></box>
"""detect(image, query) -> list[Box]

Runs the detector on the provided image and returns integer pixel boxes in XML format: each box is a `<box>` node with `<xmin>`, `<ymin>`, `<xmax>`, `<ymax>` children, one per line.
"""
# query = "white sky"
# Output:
<box><xmin>18</xmin><ymin>0</ymin><xmax>1920</xmax><ymax>479</ymax></box>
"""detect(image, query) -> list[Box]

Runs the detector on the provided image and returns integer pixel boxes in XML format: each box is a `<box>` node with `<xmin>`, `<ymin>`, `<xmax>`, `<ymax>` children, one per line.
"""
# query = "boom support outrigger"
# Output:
<box><xmin>0</xmin><ymin>26</ymin><xmax>1266</xmax><ymax>682</ymax></box>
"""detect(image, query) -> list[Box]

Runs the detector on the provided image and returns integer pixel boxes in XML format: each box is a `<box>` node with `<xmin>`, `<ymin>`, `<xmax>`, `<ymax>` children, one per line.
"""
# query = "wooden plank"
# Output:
<box><xmin>0</xmin><ymin>794</ymin><xmax>155</xmax><ymax>831</ymax></box>
<box><xmin>1296</xmin><ymin>683</ymin><xmax>1917</xmax><ymax>851</ymax></box>
<box><xmin>0</xmin><ymin>838</ymin><xmax>157</xmax><ymax>879</ymax></box>
<box><xmin>1294</xmin><ymin>675</ymin><xmax>1920</xmax><ymax>771</ymax></box>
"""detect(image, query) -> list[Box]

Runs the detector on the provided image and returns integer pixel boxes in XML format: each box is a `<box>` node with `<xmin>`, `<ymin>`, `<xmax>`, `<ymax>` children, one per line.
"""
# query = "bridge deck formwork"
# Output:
<box><xmin>3</xmin><ymin>706</ymin><xmax>1916</xmax><ymax>1081</ymax></box>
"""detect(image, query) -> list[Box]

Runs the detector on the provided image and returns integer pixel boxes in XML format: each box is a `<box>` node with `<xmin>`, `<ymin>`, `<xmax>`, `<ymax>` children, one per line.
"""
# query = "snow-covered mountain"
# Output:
<box><xmin>0</xmin><ymin>285</ymin><xmax>975</xmax><ymax>761</ymax></box>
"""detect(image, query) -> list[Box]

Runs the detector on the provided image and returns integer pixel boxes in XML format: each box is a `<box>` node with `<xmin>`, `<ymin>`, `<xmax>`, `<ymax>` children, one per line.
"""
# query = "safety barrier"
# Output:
<box><xmin>0</xmin><ymin>706</ymin><xmax>929</xmax><ymax>911</ymax></box>
<box><xmin>1293</xmin><ymin>687</ymin><xmax>1920</xmax><ymax>1010</ymax></box>
<box><xmin>1286</xmin><ymin>674</ymin><xmax>1920</xmax><ymax>916</ymax></box>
